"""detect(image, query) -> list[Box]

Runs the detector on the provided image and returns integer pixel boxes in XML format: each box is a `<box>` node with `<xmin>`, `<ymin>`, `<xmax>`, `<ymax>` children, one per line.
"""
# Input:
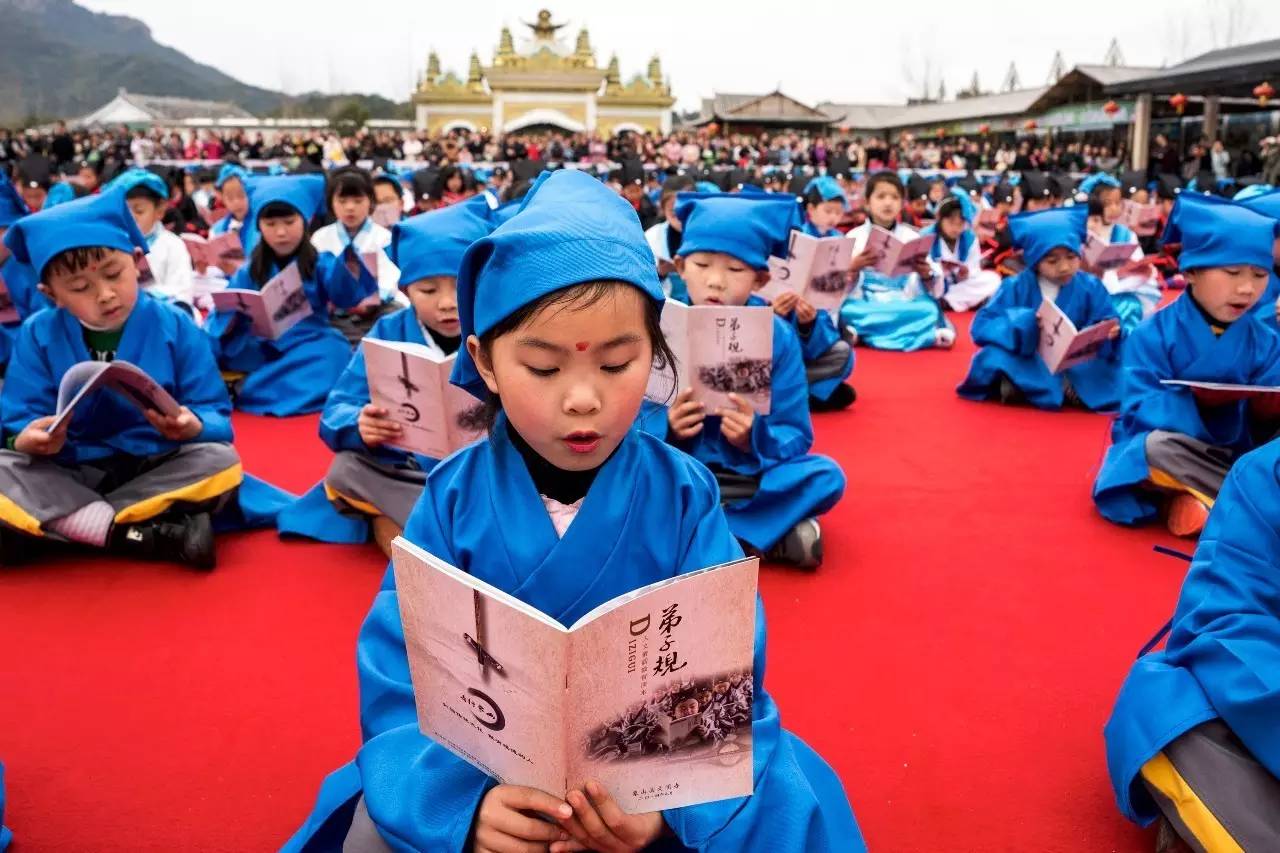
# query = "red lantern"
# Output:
<box><xmin>1102</xmin><ymin>100</ymin><xmax>1120</xmax><ymax>116</ymax></box>
<box><xmin>706</xmin><ymin>122</ymin><xmax>719</xmax><ymax>135</ymax></box>
<box><xmin>1169</xmin><ymin>93</ymin><xmax>1188</xmax><ymax>115</ymax></box>
<box><xmin>978</xmin><ymin>123</ymin><xmax>990</xmax><ymax>135</ymax></box>
<box><xmin>1024</xmin><ymin>119</ymin><xmax>1038</xmax><ymax>131</ymax></box>
<box><xmin>1255</xmin><ymin>81</ymin><xmax>1276</xmax><ymax>106</ymax></box>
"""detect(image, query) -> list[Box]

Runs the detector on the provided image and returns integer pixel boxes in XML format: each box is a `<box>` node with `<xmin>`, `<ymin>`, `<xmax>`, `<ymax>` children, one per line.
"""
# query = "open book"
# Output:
<box><xmin>181</xmin><ymin>231</ymin><xmax>245</xmax><ymax>271</ymax></box>
<box><xmin>1083</xmin><ymin>233</ymin><xmax>1139</xmax><ymax>273</ymax></box>
<box><xmin>372</xmin><ymin>202</ymin><xmax>403</xmax><ymax>228</ymax></box>
<box><xmin>1036</xmin><ymin>298</ymin><xmax>1118</xmax><ymax>374</ymax></box>
<box><xmin>1121</xmin><ymin>200</ymin><xmax>1162</xmax><ymax>237</ymax></box>
<box><xmin>48</xmin><ymin>360</ymin><xmax>182</xmax><ymax>433</ymax></box>
<box><xmin>864</xmin><ymin>226</ymin><xmax>935</xmax><ymax>277</ymax></box>
<box><xmin>647</xmin><ymin>300</ymin><xmax>773</xmax><ymax>414</ymax></box>
<box><xmin>762</xmin><ymin>230</ymin><xmax>854</xmax><ymax>314</ymax></box>
<box><xmin>362</xmin><ymin>339</ymin><xmax>487</xmax><ymax>459</ymax></box>
<box><xmin>1160</xmin><ymin>380</ymin><xmax>1280</xmax><ymax>418</ymax></box>
<box><xmin>209</xmin><ymin>261</ymin><xmax>312</xmax><ymax>340</ymax></box>
<box><xmin>392</xmin><ymin>537</ymin><xmax>758</xmax><ymax>814</ymax></box>
<box><xmin>0</xmin><ymin>271</ymin><xmax>17</xmax><ymax>324</ymax></box>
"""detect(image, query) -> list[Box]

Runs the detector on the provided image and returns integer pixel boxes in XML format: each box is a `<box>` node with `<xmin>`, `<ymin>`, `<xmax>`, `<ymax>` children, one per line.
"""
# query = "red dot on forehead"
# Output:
<box><xmin>575</xmin><ymin>341</ymin><xmax>589</xmax><ymax>351</ymax></box>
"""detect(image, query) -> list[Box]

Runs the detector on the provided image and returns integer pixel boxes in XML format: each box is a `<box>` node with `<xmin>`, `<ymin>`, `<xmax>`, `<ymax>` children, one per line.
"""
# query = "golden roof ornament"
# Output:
<box><xmin>426</xmin><ymin>51</ymin><xmax>441</xmax><ymax>80</ymax></box>
<box><xmin>604</xmin><ymin>53</ymin><xmax>622</xmax><ymax>93</ymax></box>
<box><xmin>524</xmin><ymin>9</ymin><xmax>567</xmax><ymax>42</ymax></box>
<box><xmin>495</xmin><ymin>26</ymin><xmax>516</xmax><ymax>65</ymax></box>
<box><xmin>647</xmin><ymin>55</ymin><xmax>663</xmax><ymax>86</ymax></box>
<box><xmin>466</xmin><ymin>51</ymin><xmax>485</xmax><ymax>92</ymax></box>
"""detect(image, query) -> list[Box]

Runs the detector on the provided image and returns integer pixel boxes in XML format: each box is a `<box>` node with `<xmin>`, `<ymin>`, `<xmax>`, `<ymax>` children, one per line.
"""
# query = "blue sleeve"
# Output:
<box><xmin>171</xmin><ymin>313</ymin><xmax>234</xmax><ymax>443</ymax></box>
<box><xmin>970</xmin><ymin>278</ymin><xmax>1038</xmax><ymax>355</ymax></box>
<box><xmin>1114</xmin><ymin>325</ymin><xmax>1204</xmax><ymax>439</ymax></box>
<box><xmin>1084</xmin><ymin>276</ymin><xmax>1123</xmax><ymax>363</ymax></box>
<box><xmin>0</xmin><ymin>322</ymin><xmax>57</xmax><ymax>441</ymax></box>
<box><xmin>1164</xmin><ymin>446</ymin><xmax>1280</xmax><ymax>779</ymax></box>
<box><xmin>316</xmin><ymin>251</ymin><xmax>378</xmax><ymax>311</ymax></box>
<box><xmin>1247</xmin><ymin>325</ymin><xmax>1280</xmax><ymax>386</ymax></box>
<box><xmin>203</xmin><ymin>266</ymin><xmax>262</xmax><ymax>370</ymax></box>
<box><xmin>319</xmin><ymin>346</ymin><xmax>375</xmax><ymax>454</ymax></box>
<box><xmin>726</xmin><ymin>324</ymin><xmax>813</xmax><ymax>475</ymax></box>
<box><xmin>795</xmin><ymin>309</ymin><xmax>841</xmax><ymax>362</ymax></box>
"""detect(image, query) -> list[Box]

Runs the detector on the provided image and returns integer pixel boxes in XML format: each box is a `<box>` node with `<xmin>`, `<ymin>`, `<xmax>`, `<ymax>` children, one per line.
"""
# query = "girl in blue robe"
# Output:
<box><xmin>277</xmin><ymin>194</ymin><xmax>505</xmax><ymax>548</ymax></box>
<box><xmin>204</xmin><ymin>175</ymin><xmax>377</xmax><ymax>417</ymax></box>
<box><xmin>209</xmin><ymin>164</ymin><xmax>250</xmax><ymax>237</ymax></box>
<box><xmin>1093</xmin><ymin>193</ymin><xmax>1280</xmax><ymax>536</ymax></box>
<box><xmin>1081</xmin><ymin>174</ymin><xmax>1162</xmax><ymax>336</ymax></box>
<box><xmin>1104</xmin><ymin>439</ymin><xmax>1280</xmax><ymax>850</ymax></box>
<box><xmin>284</xmin><ymin>170</ymin><xmax>863</xmax><ymax>853</ymax></box>
<box><xmin>957</xmin><ymin>205</ymin><xmax>1122</xmax><ymax>411</ymax></box>
<box><xmin>839</xmin><ymin>172</ymin><xmax>954</xmax><ymax>351</ymax></box>
<box><xmin>0</xmin><ymin>191</ymin><xmax>244</xmax><ymax>569</ymax></box>
<box><xmin>926</xmin><ymin>192</ymin><xmax>1002</xmax><ymax>312</ymax></box>
<box><xmin>1235</xmin><ymin>184</ymin><xmax>1280</xmax><ymax>332</ymax></box>
<box><xmin>654</xmin><ymin>192</ymin><xmax>846</xmax><ymax>569</ymax></box>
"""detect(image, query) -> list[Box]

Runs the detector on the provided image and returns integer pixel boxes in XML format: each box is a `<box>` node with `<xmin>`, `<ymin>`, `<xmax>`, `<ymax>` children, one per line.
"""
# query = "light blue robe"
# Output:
<box><xmin>640</xmin><ymin>311</ymin><xmax>846</xmax><ymax>551</ymax></box>
<box><xmin>1105</xmin><ymin>439</ymin><xmax>1280</xmax><ymax>823</ymax></box>
<box><xmin>283</xmin><ymin>416</ymin><xmax>863</xmax><ymax>852</ymax></box>
<box><xmin>1102</xmin><ymin>222</ymin><xmax>1160</xmax><ymax>337</ymax></box>
<box><xmin>209</xmin><ymin>213</ymin><xmax>241</xmax><ymax>237</ymax></box>
<box><xmin>0</xmin><ymin>256</ymin><xmax>49</xmax><ymax>369</ymax></box>
<box><xmin>203</xmin><ymin>253</ymin><xmax>376</xmax><ymax>416</ymax></box>
<box><xmin>956</xmin><ymin>269</ymin><xmax>1121</xmax><ymax>411</ymax></box>
<box><xmin>1092</xmin><ymin>292</ymin><xmax>1280</xmax><ymax>525</ymax></box>
<box><xmin>276</xmin><ymin>307</ymin><xmax>441</xmax><ymax>544</ymax></box>
<box><xmin>839</xmin><ymin>222</ymin><xmax>951</xmax><ymax>352</ymax></box>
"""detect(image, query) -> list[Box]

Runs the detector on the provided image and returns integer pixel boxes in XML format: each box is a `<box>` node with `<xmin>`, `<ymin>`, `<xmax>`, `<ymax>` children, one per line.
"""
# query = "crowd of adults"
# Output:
<box><xmin>5</xmin><ymin>120</ymin><xmax>1280</xmax><ymax>188</ymax></box>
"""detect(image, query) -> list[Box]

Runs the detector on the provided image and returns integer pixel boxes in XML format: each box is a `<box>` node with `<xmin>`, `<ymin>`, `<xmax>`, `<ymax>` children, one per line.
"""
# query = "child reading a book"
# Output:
<box><xmin>113</xmin><ymin>168</ymin><xmax>197</xmax><ymax>319</ymax></box>
<box><xmin>644</xmin><ymin>174</ymin><xmax>696</xmax><ymax>300</ymax></box>
<box><xmin>1081</xmin><ymin>174</ymin><xmax>1162</xmax><ymax>335</ymax></box>
<box><xmin>1104</xmin><ymin>438</ymin><xmax>1280</xmax><ymax>851</ymax></box>
<box><xmin>957</xmin><ymin>205</ymin><xmax>1122</xmax><ymax>411</ymax></box>
<box><xmin>210</xmin><ymin>164</ymin><xmax>250</xmax><ymax>237</ymax></box>
<box><xmin>0</xmin><ymin>191</ymin><xmax>242</xmax><ymax>569</ymax></box>
<box><xmin>926</xmin><ymin>193</ymin><xmax>1002</xmax><ymax>311</ymax></box>
<box><xmin>371</xmin><ymin>173</ymin><xmax>405</xmax><ymax>221</ymax></box>
<box><xmin>840</xmin><ymin>171</ymin><xmax>954</xmax><ymax>351</ymax></box>
<box><xmin>1093</xmin><ymin>193</ymin><xmax>1280</xmax><ymax>537</ymax></box>
<box><xmin>276</xmin><ymin>194</ymin><xmax>503</xmax><ymax>552</ymax></box>
<box><xmin>284</xmin><ymin>169</ymin><xmax>863</xmax><ymax>853</ymax></box>
<box><xmin>312</xmin><ymin>167</ymin><xmax>404</xmax><ymax>345</ymax></box>
<box><xmin>205</xmin><ymin>175</ymin><xmax>378</xmax><ymax>416</ymax></box>
<box><xmin>1236</xmin><ymin>184</ymin><xmax>1280</xmax><ymax>332</ymax></box>
<box><xmin>659</xmin><ymin>192</ymin><xmax>846</xmax><ymax>568</ymax></box>
<box><xmin>0</xmin><ymin>174</ymin><xmax>48</xmax><ymax>375</ymax></box>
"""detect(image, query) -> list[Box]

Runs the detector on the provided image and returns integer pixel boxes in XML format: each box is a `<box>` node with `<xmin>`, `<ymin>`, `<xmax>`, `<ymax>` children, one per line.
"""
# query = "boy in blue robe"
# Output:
<box><xmin>210</xmin><ymin>164</ymin><xmax>250</xmax><ymax>237</ymax></box>
<box><xmin>204</xmin><ymin>175</ymin><xmax>378</xmax><ymax>417</ymax></box>
<box><xmin>0</xmin><ymin>191</ymin><xmax>242</xmax><ymax>568</ymax></box>
<box><xmin>1104</xmin><ymin>439</ymin><xmax>1280</xmax><ymax>851</ymax></box>
<box><xmin>657</xmin><ymin>192</ymin><xmax>847</xmax><ymax>569</ymax></box>
<box><xmin>783</xmin><ymin>176</ymin><xmax>855</xmax><ymax>411</ymax></box>
<box><xmin>0</xmin><ymin>173</ymin><xmax>48</xmax><ymax>375</ymax></box>
<box><xmin>277</xmin><ymin>194</ymin><xmax>504</xmax><ymax>551</ymax></box>
<box><xmin>1235</xmin><ymin>184</ymin><xmax>1280</xmax><ymax>333</ymax></box>
<box><xmin>284</xmin><ymin>169</ymin><xmax>863</xmax><ymax>852</ymax></box>
<box><xmin>957</xmin><ymin>205</ymin><xmax>1122</xmax><ymax>411</ymax></box>
<box><xmin>1093</xmin><ymin>193</ymin><xmax>1280</xmax><ymax>537</ymax></box>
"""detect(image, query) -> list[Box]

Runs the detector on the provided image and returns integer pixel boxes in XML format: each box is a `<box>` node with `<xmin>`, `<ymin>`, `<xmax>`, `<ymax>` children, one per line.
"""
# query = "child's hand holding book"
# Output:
<box><xmin>356</xmin><ymin>403</ymin><xmax>403</xmax><ymax>448</ymax></box>
<box><xmin>717</xmin><ymin>393</ymin><xmax>756</xmax><ymax>451</ymax></box>
<box><xmin>144</xmin><ymin>406</ymin><xmax>202</xmax><ymax>442</ymax></box>
<box><xmin>14</xmin><ymin>415</ymin><xmax>69</xmax><ymax>456</ymax></box>
<box><xmin>667</xmin><ymin>387</ymin><xmax>706</xmax><ymax>440</ymax></box>
<box><xmin>554</xmin><ymin>779</ymin><xmax>668</xmax><ymax>852</ymax></box>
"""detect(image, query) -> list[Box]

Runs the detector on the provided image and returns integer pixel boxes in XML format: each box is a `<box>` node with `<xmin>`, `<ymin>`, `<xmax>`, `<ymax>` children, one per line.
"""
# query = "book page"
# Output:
<box><xmin>688</xmin><ymin>305</ymin><xmax>773</xmax><ymax>415</ymax></box>
<box><xmin>364</xmin><ymin>338</ymin><xmax>454</xmax><ymax>459</ymax></box>
<box><xmin>758</xmin><ymin>230</ymin><xmax>814</xmax><ymax>304</ymax></box>
<box><xmin>50</xmin><ymin>360</ymin><xmax>181</xmax><ymax>433</ymax></box>
<box><xmin>206</xmin><ymin>231</ymin><xmax>245</xmax><ymax>268</ymax></box>
<box><xmin>441</xmin><ymin>372</ymin><xmax>490</xmax><ymax>455</ymax></box>
<box><xmin>210</xmin><ymin>289</ymin><xmax>272</xmax><ymax>337</ymax></box>
<box><xmin>392</xmin><ymin>538</ymin><xmax>570</xmax><ymax>797</ymax></box>
<box><xmin>885</xmin><ymin>234</ymin><xmax>935</xmax><ymax>278</ymax></box>
<box><xmin>566</xmin><ymin>558</ymin><xmax>758</xmax><ymax>814</ymax></box>
<box><xmin>865</xmin><ymin>226</ymin><xmax>896</xmax><ymax>274</ymax></box>
<box><xmin>372</xmin><ymin>202</ymin><xmax>403</xmax><ymax>228</ymax></box>
<box><xmin>181</xmin><ymin>234</ymin><xmax>210</xmax><ymax>268</ymax></box>
<box><xmin>258</xmin><ymin>262</ymin><xmax>313</xmax><ymax>340</ymax></box>
<box><xmin>1121</xmin><ymin>200</ymin><xmax>1162</xmax><ymax>237</ymax></box>
<box><xmin>1035</xmin><ymin>298</ymin><xmax>1079</xmax><ymax>374</ymax></box>
<box><xmin>802</xmin><ymin>236</ymin><xmax>854</xmax><ymax>315</ymax></box>
<box><xmin>1084</xmin><ymin>234</ymin><xmax>1138</xmax><ymax>272</ymax></box>
<box><xmin>1160</xmin><ymin>380</ymin><xmax>1280</xmax><ymax>417</ymax></box>
<box><xmin>646</xmin><ymin>299</ymin><xmax>688</xmax><ymax>405</ymax></box>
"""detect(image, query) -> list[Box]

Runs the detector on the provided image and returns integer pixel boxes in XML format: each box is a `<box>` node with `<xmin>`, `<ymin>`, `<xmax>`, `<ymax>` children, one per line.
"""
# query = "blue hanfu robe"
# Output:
<box><xmin>1097</xmin><ymin>222</ymin><xmax>1161</xmax><ymax>336</ymax></box>
<box><xmin>839</xmin><ymin>221</ymin><xmax>951</xmax><ymax>352</ymax></box>
<box><xmin>209</xmin><ymin>213</ymin><xmax>241</xmax><ymax>237</ymax></box>
<box><xmin>642</xmin><ymin>311</ymin><xmax>845</xmax><ymax>551</ymax></box>
<box><xmin>276</xmin><ymin>306</ymin><xmax>442</xmax><ymax>544</ymax></box>
<box><xmin>283</xmin><ymin>416</ymin><xmax>863</xmax><ymax>852</ymax></box>
<box><xmin>1092</xmin><ymin>292</ymin><xmax>1280</xmax><ymax>525</ymax></box>
<box><xmin>1249</xmin><ymin>272</ymin><xmax>1280</xmax><ymax>332</ymax></box>
<box><xmin>1105</xmin><ymin>439</ymin><xmax>1280</xmax><ymax>823</ymax></box>
<box><xmin>0</xmin><ymin>760</ymin><xmax>10</xmax><ymax>851</ymax></box>
<box><xmin>0</xmin><ymin>256</ymin><xmax>49</xmax><ymax>369</ymax></box>
<box><xmin>956</xmin><ymin>269</ymin><xmax>1121</xmax><ymax>411</ymax></box>
<box><xmin>204</xmin><ymin>253</ymin><xmax>376</xmax><ymax>416</ymax></box>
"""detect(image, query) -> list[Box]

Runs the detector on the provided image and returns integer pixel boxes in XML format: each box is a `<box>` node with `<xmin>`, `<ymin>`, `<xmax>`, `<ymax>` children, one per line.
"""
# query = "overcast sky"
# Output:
<box><xmin>79</xmin><ymin>0</ymin><xmax>1278</xmax><ymax>111</ymax></box>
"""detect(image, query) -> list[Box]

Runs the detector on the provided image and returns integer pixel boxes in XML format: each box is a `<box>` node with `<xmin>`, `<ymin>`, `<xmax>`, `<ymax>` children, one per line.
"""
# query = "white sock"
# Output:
<box><xmin>48</xmin><ymin>500</ymin><xmax>115</xmax><ymax>547</ymax></box>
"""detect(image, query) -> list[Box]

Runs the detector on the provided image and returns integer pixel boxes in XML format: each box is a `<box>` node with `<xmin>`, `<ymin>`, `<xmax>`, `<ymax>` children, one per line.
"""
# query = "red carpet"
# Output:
<box><xmin>0</xmin><ymin>313</ymin><xmax>1186</xmax><ymax>852</ymax></box>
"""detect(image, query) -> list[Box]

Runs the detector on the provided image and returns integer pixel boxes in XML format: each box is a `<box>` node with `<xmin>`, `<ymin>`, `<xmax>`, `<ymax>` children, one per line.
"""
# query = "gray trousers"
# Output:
<box><xmin>324</xmin><ymin>451</ymin><xmax>428</xmax><ymax>528</ymax></box>
<box><xmin>1143</xmin><ymin>720</ymin><xmax>1280</xmax><ymax>852</ymax></box>
<box><xmin>804</xmin><ymin>340</ymin><xmax>852</xmax><ymax>385</ymax></box>
<box><xmin>0</xmin><ymin>443</ymin><xmax>241</xmax><ymax>537</ymax></box>
<box><xmin>1144</xmin><ymin>430</ymin><xmax>1236</xmax><ymax>503</ymax></box>
<box><xmin>343</xmin><ymin>797</ymin><xmax>394</xmax><ymax>853</ymax></box>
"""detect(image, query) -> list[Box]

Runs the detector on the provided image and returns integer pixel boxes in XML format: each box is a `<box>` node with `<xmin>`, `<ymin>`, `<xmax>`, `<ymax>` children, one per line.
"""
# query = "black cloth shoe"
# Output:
<box><xmin>809</xmin><ymin>383</ymin><xmax>856</xmax><ymax>412</ymax></box>
<box><xmin>764</xmin><ymin>519</ymin><xmax>823</xmax><ymax>569</ymax></box>
<box><xmin>115</xmin><ymin>512</ymin><xmax>216</xmax><ymax>570</ymax></box>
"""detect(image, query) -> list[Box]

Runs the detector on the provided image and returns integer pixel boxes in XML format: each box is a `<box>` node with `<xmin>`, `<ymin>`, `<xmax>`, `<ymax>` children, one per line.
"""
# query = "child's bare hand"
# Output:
<box><xmin>954</xmin><ymin>264</ymin><xmax>970</xmax><ymax>281</ymax></box>
<box><xmin>770</xmin><ymin>291</ymin><xmax>799</xmax><ymax>316</ymax></box>
<box><xmin>849</xmin><ymin>247</ymin><xmax>880</xmax><ymax>272</ymax></box>
<box><xmin>552</xmin><ymin>780</ymin><xmax>666</xmax><ymax>853</ymax></box>
<box><xmin>667</xmin><ymin>388</ymin><xmax>705</xmax><ymax>440</ymax></box>
<box><xmin>14</xmin><ymin>415</ymin><xmax>68</xmax><ymax>456</ymax></box>
<box><xmin>913</xmin><ymin>258</ymin><xmax>935</xmax><ymax>280</ymax></box>
<box><xmin>793</xmin><ymin>297</ymin><xmax>817</xmax><ymax>325</ymax></box>
<box><xmin>717</xmin><ymin>393</ymin><xmax>755</xmax><ymax>451</ymax></box>
<box><xmin>357</xmin><ymin>404</ymin><xmax>401</xmax><ymax>448</ymax></box>
<box><xmin>144</xmin><ymin>406</ymin><xmax>202</xmax><ymax>441</ymax></box>
<box><xmin>473</xmin><ymin>784</ymin><xmax>571</xmax><ymax>853</ymax></box>
<box><xmin>1108</xmin><ymin>324</ymin><xmax>1122</xmax><ymax>340</ymax></box>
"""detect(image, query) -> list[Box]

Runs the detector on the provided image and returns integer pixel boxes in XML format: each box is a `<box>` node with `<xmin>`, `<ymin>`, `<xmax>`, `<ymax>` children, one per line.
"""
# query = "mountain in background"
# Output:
<box><xmin>0</xmin><ymin>0</ymin><xmax>410</xmax><ymax>125</ymax></box>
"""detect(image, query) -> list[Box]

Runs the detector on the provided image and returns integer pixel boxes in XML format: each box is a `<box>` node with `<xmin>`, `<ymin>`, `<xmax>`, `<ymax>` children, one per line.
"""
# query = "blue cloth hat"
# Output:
<box><xmin>1007</xmin><ymin>204</ymin><xmax>1089</xmax><ymax>268</ymax></box>
<box><xmin>3</xmin><ymin>188</ymin><xmax>147</xmax><ymax>277</ymax></box>
<box><xmin>107</xmin><ymin>167</ymin><xmax>170</xmax><ymax>200</ymax></box>
<box><xmin>1079</xmin><ymin>173</ymin><xmax>1121</xmax><ymax>197</ymax></box>
<box><xmin>248</xmin><ymin>174</ymin><xmax>327</xmax><ymax>223</ymax></box>
<box><xmin>392</xmin><ymin>191</ymin><xmax>502</xmax><ymax>284</ymax></box>
<box><xmin>1236</xmin><ymin>185</ymin><xmax>1280</xmax><ymax>218</ymax></box>
<box><xmin>1163</xmin><ymin>191</ymin><xmax>1279</xmax><ymax>271</ymax></box>
<box><xmin>216</xmin><ymin>164</ymin><xmax>250</xmax><ymax>189</ymax></box>
<box><xmin>693</xmin><ymin>180</ymin><xmax>721</xmax><ymax>194</ymax></box>
<box><xmin>43</xmin><ymin>182</ymin><xmax>79</xmax><ymax>210</ymax></box>
<box><xmin>673</xmin><ymin>192</ymin><xmax>801</xmax><ymax>270</ymax></box>
<box><xmin>0</xmin><ymin>174</ymin><xmax>30</xmax><ymax>228</ymax></box>
<box><xmin>803</xmin><ymin>176</ymin><xmax>849</xmax><ymax>210</ymax></box>
<box><xmin>450</xmin><ymin>169</ymin><xmax>663</xmax><ymax>400</ymax></box>
<box><xmin>948</xmin><ymin>186</ymin><xmax>979</xmax><ymax>222</ymax></box>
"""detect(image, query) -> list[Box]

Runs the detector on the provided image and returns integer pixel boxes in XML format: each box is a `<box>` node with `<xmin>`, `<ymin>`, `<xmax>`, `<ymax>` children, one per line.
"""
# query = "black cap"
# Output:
<box><xmin>906</xmin><ymin>173</ymin><xmax>931</xmax><ymax>200</ymax></box>
<box><xmin>372</xmin><ymin>172</ymin><xmax>402</xmax><ymax>191</ymax></box>
<box><xmin>18</xmin><ymin>155</ymin><xmax>52</xmax><ymax>189</ymax></box>
<box><xmin>411</xmin><ymin>168</ymin><xmax>438</xmax><ymax>200</ymax></box>
<box><xmin>1049</xmin><ymin>173</ymin><xmax>1076</xmax><ymax>200</ymax></box>
<box><xmin>827</xmin><ymin>156</ymin><xmax>852</xmax><ymax>180</ymax></box>
<box><xmin>953</xmin><ymin>174</ymin><xmax>979</xmax><ymax>195</ymax></box>
<box><xmin>619</xmin><ymin>157</ymin><xmax>645</xmax><ymax>186</ymax></box>
<box><xmin>511</xmin><ymin>158</ymin><xmax>545</xmax><ymax>182</ymax></box>
<box><xmin>701</xmin><ymin>169</ymin><xmax>731</xmax><ymax>192</ymax></box>
<box><xmin>1155</xmin><ymin>173</ymin><xmax>1183</xmax><ymax>200</ymax></box>
<box><xmin>1019</xmin><ymin>171</ymin><xmax>1053</xmax><ymax>200</ymax></box>
<box><xmin>728</xmin><ymin>168</ymin><xmax>758</xmax><ymax>189</ymax></box>
<box><xmin>788</xmin><ymin>173</ymin><xmax>811</xmax><ymax>196</ymax></box>
<box><xmin>990</xmin><ymin>183</ymin><xmax>1015</xmax><ymax>205</ymax></box>
<box><xmin>1118</xmin><ymin>170</ymin><xmax>1147</xmax><ymax>197</ymax></box>
<box><xmin>1194</xmin><ymin>170</ymin><xmax>1222</xmax><ymax>196</ymax></box>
